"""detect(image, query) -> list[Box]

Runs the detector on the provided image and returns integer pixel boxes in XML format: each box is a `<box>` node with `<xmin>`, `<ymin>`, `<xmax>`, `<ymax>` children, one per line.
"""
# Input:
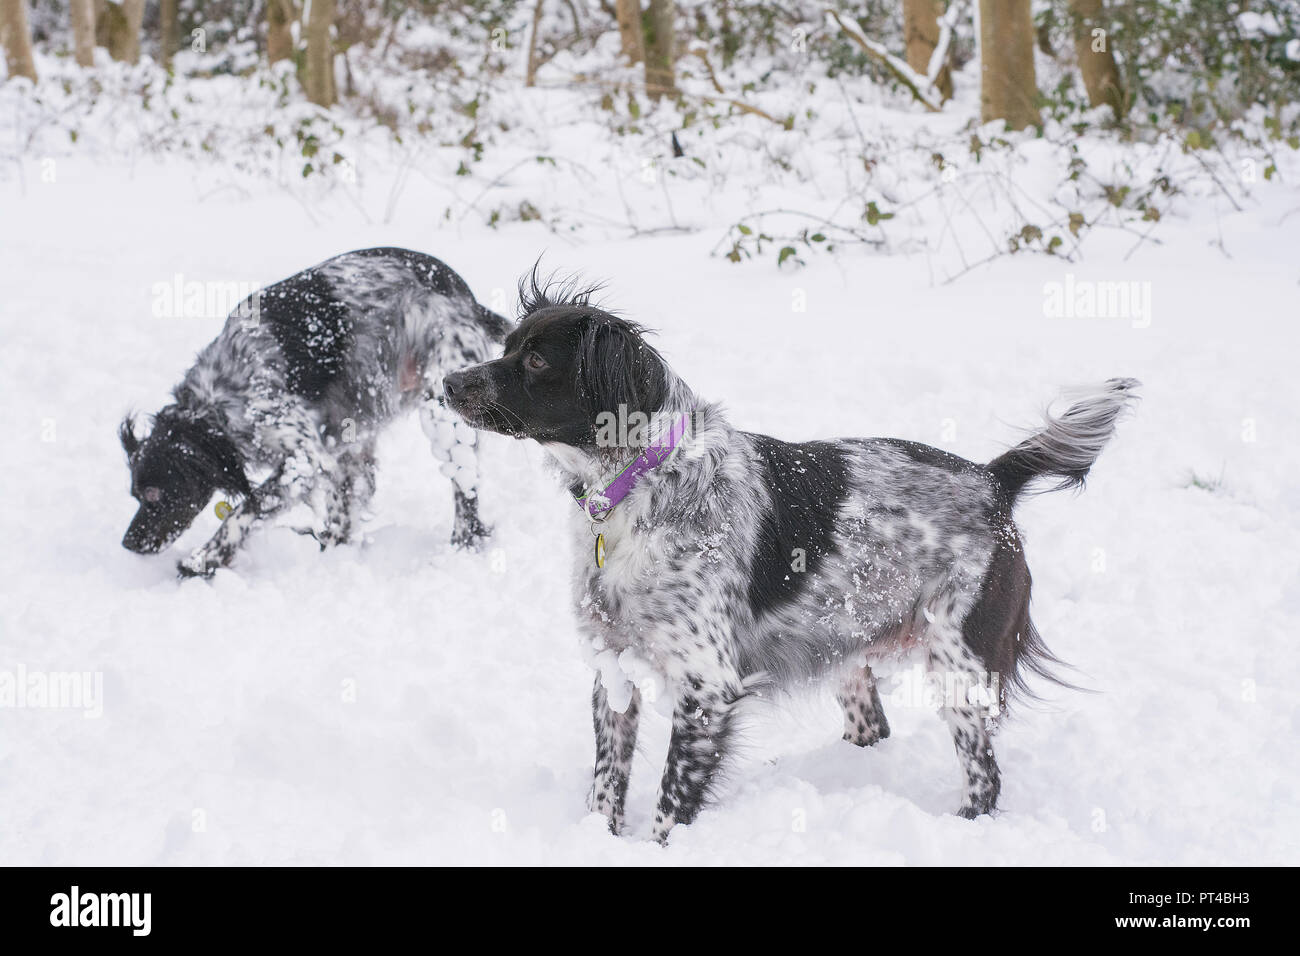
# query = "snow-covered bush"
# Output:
<box><xmin>1037</xmin><ymin>0</ymin><xmax>1300</xmax><ymax>139</ymax></box>
<box><xmin>3</xmin><ymin>0</ymin><xmax>1297</xmax><ymax>280</ymax></box>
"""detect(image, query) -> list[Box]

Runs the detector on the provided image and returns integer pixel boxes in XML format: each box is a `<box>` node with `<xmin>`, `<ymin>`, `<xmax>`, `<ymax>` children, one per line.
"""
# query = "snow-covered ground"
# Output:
<box><xmin>2</xmin><ymin>118</ymin><xmax>1299</xmax><ymax>864</ymax></box>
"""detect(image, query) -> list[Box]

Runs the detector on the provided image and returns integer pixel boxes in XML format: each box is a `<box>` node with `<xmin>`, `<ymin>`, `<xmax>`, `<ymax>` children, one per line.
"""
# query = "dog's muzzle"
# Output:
<box><xmin>443</xmin><ymin>366</ymin><xmax>494</xmax><ymax>422</ymax></box>
<box><xmin>121</xmin><ymin>510</ymin><xmax>177</xmax><ymax>554</ymax></box>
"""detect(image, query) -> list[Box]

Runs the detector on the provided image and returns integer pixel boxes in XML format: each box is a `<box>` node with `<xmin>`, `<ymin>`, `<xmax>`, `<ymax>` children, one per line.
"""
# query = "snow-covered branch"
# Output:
<box><xmin>926</xmin><ymin>0</ymin><xmax>963</xmax><ymax>88</ymax></box>
<box><xmin>825</xmin><ymin>10</ymin><xmax>943</xmax><ymax>113</ymax></box>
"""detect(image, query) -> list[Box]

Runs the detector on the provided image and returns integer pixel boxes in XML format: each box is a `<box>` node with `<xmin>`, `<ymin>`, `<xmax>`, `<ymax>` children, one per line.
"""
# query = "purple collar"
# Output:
<box><xmin>576</xmin><ymin>411</ymin><xmax>692</xmax><ymax>519</ymax></box>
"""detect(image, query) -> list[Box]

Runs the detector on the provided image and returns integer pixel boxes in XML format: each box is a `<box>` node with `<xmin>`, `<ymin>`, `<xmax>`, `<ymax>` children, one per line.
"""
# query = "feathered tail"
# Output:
<box><xmin>987</xmin><ymin>378</ymin><xmax>1140</xmax><ymax>502</ymax></box>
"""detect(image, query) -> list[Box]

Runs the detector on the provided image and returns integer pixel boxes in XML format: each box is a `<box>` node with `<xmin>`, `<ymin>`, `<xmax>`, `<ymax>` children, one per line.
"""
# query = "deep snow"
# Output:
<box><xmin>2</xmin><ymin>132</ymin><xmax>1299</xmax><ymax>864</ymax></box>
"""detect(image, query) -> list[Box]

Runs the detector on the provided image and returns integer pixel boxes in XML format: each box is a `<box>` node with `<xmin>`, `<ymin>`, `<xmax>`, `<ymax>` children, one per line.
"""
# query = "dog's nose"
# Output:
<box><xmin>444</xmin><ymin>370</ymin><xmax>467</xmax><ymax>399</ymax></box>
<box><xmin>122</xmin><ymin>531</ymin><xmax>149</xmax><ymax>554</ymax></box>
<box><xmin>122</xmin><ymin>511</ymin><xmax>162</xmax><ymax>554</ymax></box>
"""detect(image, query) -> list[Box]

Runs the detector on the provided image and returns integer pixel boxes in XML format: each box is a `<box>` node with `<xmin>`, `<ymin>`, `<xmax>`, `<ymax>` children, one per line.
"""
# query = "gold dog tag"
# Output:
<box><xmin>595</xmin><ymin>532</ymin><xmax>606</xmax><ymax>569</ymax></box>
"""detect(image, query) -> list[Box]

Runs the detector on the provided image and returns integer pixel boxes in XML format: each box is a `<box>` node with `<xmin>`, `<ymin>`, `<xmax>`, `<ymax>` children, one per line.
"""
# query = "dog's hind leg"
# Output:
<box><xmin>342</xmin><ymin>437</ymin><xmax>378</xmax><ymax>509</ymax></box>
<box><xmin>327</xmin><ymin>438</ymin><xmax>378</xmax><ymax>546</ymax></box>
<box><xmin>924</xmin><ymin>585</ymin><xmax>1002</xmax><ymax>818</ymax></box>
<box><xmin>420</xmin><ymin>396</ymin><xmax>489</xmax><ymax>549</ymax></box>
<box><xmin>837</xmin><ymin>665</ymin><xmax>891</xmax><ymax>747</ymax></box>
<box><xmin>942</xmin><ymin>699</ymin><xmax>1000</xmax><ymax>819</ymax></box>
<box><xmin>295</xmin><ymin>449</ymin><xmax>348</xmax><ymax>549</ymax></box>
<box><xmin>451</xmin><ymin>487</ymin><xmax>489</xmax><ymax>549</ymax></box>
<box><xmin>589</xmin><ymin>675</ymin><xmax>640</xmax><ymax>835</ymax></box>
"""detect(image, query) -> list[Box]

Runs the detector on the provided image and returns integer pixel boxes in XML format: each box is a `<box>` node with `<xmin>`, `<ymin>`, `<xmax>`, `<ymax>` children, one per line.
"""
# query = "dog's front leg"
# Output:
<box><xmin>451</xmin><ymin>489</ymin><xmax>489</xmax><ymax>549</ymax></box>
<box><xmin>177</xmin><ymin>470</ymin><xmax>291</xmax><ymax>578</ymax></box>
<box><xmin>651</xmin><ymin>687</ymin><xmax>744</xmax><ymax>844</ymax></box>
<box><xmin>420</xmin><ymin>394</ymin><xmax>489</xmax><ymax>549</ymax></box>
<box><xmin>588</xmin><ymin>675</ymin><xmax>640</xmax><ymax>834</ymax></box>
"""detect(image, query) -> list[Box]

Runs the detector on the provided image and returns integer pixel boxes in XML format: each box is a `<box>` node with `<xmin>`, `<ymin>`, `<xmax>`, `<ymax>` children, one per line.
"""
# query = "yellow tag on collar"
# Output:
<box><xmin>595</xmin><ymin>532</ymin><xmax>606</xmax><ymax>569</ymax></box>
<box><xmin>214</xmin><ymin>500</ymin><xmax>232</xmax><ymax>520</ymax></box>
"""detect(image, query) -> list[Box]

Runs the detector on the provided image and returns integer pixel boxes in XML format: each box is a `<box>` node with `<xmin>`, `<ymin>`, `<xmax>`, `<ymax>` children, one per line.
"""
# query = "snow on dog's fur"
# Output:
<box><xmin>445</xmin><ymin>271</ymin><xmax>1139</xmax><ymax>842</ymax></box>
<box><xmin>120</xmin><ymin>247</ymin><xmax>510</xmax><ymax>577</ymax></box>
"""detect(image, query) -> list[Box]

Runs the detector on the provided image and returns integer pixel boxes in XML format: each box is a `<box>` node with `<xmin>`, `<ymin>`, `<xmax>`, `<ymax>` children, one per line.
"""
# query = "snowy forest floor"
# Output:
<box><xmin>2</xmin><ymin>117</ymin><xmax>1299</xmax><ymax>864</ymax></box>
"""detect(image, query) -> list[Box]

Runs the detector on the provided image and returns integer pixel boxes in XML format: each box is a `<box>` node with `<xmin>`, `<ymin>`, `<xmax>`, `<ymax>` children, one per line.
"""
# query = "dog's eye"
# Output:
<box><xmin>525</xmin><ymin>352</ymin><xmax>547</xmax><ymax>372</ymax></box>
<box><xmin>143</xmin><ymin>487</ymin><xmax>162</xmax><ymax>504</ymax></box>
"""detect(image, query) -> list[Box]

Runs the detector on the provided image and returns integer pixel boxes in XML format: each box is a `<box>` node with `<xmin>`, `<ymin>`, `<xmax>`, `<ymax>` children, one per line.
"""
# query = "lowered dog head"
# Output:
<box><xmin>119</xmin><ymin>408</ymin><xmax>250</xmax><ymax>554</ymax></box>
<box><xmin>443</xmin><ymin>271</ymin><xmax>670</xmax><ymax>449</ymax></box>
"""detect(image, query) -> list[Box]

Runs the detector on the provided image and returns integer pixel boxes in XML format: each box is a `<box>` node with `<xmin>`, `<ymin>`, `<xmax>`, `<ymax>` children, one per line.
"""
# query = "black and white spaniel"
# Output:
<box><xmin>120</xmin><ymin>247</ymin><xmax>509</xmax><ymax>577</ymax></box>
<box><xmin>444</xmin><ymin>272</ymin><xmax>1138</xmax><ymax>842</ymax></box>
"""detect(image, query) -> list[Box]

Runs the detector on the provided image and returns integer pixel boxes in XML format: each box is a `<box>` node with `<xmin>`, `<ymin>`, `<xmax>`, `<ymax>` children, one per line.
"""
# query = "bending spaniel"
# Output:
<box><xmin>120</xmin><ymin>247</ymin><xmax>508</xmax><ymax>577</ymax></box>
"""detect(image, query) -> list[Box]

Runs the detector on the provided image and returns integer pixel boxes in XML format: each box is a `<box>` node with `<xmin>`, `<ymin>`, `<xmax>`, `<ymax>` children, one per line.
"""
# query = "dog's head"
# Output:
<box><xmin>119</xmin><ymin>408</ymin><xmax>249</xmax><ymax>554</ymax></box>
<box><xmin>443</xmin><ymin>272</ymin><xmax>668</xmax><ymax>448</ymax></box>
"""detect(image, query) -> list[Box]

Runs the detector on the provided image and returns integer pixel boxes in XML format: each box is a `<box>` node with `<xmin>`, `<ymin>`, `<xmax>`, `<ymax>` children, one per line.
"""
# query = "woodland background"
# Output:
<box><xmin>3</xmin><ymin>1</ymin><xmax>1299</xmax><ymax>271</ymax></box>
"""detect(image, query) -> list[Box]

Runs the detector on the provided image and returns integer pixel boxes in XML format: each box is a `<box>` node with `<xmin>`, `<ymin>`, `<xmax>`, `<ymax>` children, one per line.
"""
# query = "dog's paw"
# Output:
<box><xmin>291</xmin><ymin>525</ymin><xmax>350</xmax><ymax>551</ymax></box>
<box><xmin>450</xmin><ymin>524</ymin><xmax>492</xmax><ymax>551</ymax></box>
<box><xmin>842</xmin><ymin>717</ymin><xmax>891</xmax><ymax>748</ymax></box>
<box><xmin>591</xmin><ymin>805</ymin><xmax>625</xmax><ymax>837</ymax></box>
<box><xmin>176</xmin><ymin>554</ymin><xmax>215</xmax><ymax>580</ymax></box>
<box><xmin>650</xmin><ymin>812</ymin><xmax>677</xmax><ymax>846</ymax></box>
<box><xmin>956</xmin><ymin>797</ymin><xmax>998</xmax><ymax>820</ymax></box>
<box><xmin>312</xmin><ymin>529</ymin><xmax>338</xmax><ymax>551</ymax></box>
<box><xmin>587</xmin><ymin>786</ymin><xmax>626</xmax><ymax>836</ymax></box>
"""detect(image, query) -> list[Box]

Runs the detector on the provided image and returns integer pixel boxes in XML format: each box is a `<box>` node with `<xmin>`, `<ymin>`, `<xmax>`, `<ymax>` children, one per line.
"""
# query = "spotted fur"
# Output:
<box><xmin>837</xmin><ymin>665</ymin><xmax>890</xmax><ymax>747</ymax></box>
<box><xmin>120</xmin><ymin>247</ymin><xmax>509</xmax><ymax>576</ymax></box>
<box><xmin>445</xmin><ymin>276</ymin><xmax>1138</xmax><ymax>841</ymax></box>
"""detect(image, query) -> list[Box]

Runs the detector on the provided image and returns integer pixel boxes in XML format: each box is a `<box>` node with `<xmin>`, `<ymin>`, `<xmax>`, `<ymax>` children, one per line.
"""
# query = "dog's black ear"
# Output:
<box><xmin>119</xmin><ymin>414</ymin><xmax>143</xmax><ymax>461</ymax></box>
<box><xmin>578</xmin><ymin>317</ymin><xmax>669</xmax><ymax>424</ymax></box>
<box><xmin>188</xmin><ymin>419</ymin><xmax>252</xmax><ymax>498</ymax></box>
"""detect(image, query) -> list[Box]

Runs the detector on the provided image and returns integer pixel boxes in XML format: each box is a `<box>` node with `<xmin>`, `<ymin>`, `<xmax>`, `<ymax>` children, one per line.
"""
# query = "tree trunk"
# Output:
<box><xmin>267</xmin><ymin>0</ymin><xmax>296</xmax><ymax>65</ymax></box>
<box><xmin>903</xmin><ymin>0</ymin><xmax>952</xmax><ymax>101</ymax></box>
<box><xmin>159</xmin><ymin>0</ymin><xmax>179</xmax><ymax>67</ymax></box>
<box><xmin>1070</xmin><ymin>0</ymin><xmax>1124</xmax><ymax>113</ymax></box>
<box><xmin>978</xmin><ymin>0</ymin><xmax>1038</xmax><ymax>130</ymax></box>
<box><xmin>525</xmin><ymin>0</ymin><xmax>545</xmax><ymax>87</ymax></box>
<box><xmin>304</xmin><ymin>0</ymin><xmax>336</xmax><ymax>106</ymax></box>
<box><xmin>615</xmin><ymin>0</ymin><xmax>643</xmax><ymax>64</ymax></box>
<box><xmin>0</xmin><ymin>0</ymin><xmax>38</xmax><ymax>81</ymax></box>
<box><xmin>70</xmin><ymin>0</ymin><xmax>95</xmax><ymax>67</ymax></box>
<box><xmin>101</xmin><ymin>0</ymin><xmax>144</xmax><ymax>64</ymax></box>
<box><xmin>643</xmin><ymin>0</ymin><xmax>674</xmax><ymax>99</ymax></box>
